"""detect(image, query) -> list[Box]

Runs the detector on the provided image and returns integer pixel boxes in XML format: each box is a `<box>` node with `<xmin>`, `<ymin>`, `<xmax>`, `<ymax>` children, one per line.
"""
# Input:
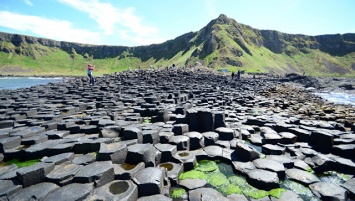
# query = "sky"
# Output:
<box><xmin>0</xmin><ymin>0</ymin><xmax>354</xmax><ymax>47</ymax></box>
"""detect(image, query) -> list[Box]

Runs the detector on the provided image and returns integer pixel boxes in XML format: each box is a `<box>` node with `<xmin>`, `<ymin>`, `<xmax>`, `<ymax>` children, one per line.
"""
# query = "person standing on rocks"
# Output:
<box><xmin>87</xmin><ymin>64</ymin><xmax>95</xmax><ymax>85</ymax></box>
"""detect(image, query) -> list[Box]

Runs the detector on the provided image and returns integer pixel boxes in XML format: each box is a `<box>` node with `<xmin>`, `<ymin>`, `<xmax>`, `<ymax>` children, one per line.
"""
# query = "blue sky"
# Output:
<box><xmin>0</xmin><ymin>0</ymin><xmax>354</xmax><ymax>47</ymax></box>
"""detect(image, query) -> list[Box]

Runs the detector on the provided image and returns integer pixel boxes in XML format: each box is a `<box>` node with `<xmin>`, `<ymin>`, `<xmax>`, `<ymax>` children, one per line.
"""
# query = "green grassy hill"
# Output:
<box><xmin>0</xmin><ymin>14</ymin><xmax>354</xmax><ymax>76</ymax></box>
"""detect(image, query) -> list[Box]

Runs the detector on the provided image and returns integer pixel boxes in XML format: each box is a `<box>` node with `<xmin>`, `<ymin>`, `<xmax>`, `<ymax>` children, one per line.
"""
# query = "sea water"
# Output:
<box><xmin>315</xmin><ymin>92</ymin><xmax>355</xmax><ymax>106</ymax></box>
<box><xmin>0</xmin><ymin>77</ymin><xmax>63</xmax><ymax>90</ymax></box>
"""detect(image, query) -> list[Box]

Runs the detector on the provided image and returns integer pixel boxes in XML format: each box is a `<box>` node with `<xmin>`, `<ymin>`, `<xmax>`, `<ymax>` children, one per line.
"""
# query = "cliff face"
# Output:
<box><xmin>0</xmin><ymin>14</ymin><xmax>355</xmax><ymax>75</ymax></box>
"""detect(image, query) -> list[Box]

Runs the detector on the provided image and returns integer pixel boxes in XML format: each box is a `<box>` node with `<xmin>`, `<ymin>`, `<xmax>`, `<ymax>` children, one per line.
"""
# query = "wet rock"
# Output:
<box><xmin>158</xmin><ymin>162</ymin><xmax>183</xmax><ymax>186</ymax></box>
<box><xmin>132</xmin><ymin>167</ymin><xmax>165</xmax><ymax>197</ymax></box>
<box><xmin>43</xmin><ymin>183</ymin><xmax>94</xmax><ymax>201</ymax></box>
<box><xmin>92</xmin><ymin>180</ymin><xmax>138</xmax><ymax>201</ymax></box>
<box><xmin>270</xmin><ymin>190</ymin><xmax>303</xmax><ymax>201</ymax></box>
<box><xmin>285</xmin><ymin>168</ymin><xmax>320</xmax><ymax>185</ymax></box>
<box><xmin>309</xmin><ymin>182</ymin><xmax>348</xmax><ymax>201</ymax></box>
<box><xmin>74</xmin><ymin>161</ymin><xmax>114</xmax><ymax>187</ymax></box>
<box><xmin>113</xmin><ymin>162</ymin><xmax>145</xmax><ymax>180</ymax></box>
<box><xmin>8</xmin><ymin>182</ymin><xmax>59</xmax><ymax>201</ymax></box>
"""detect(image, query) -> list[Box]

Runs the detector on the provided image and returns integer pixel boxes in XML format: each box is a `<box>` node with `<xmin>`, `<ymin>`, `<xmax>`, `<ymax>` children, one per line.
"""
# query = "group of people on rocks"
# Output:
<box><xmin>231</xmin><ymin>70</ymin><xmax>241</xmax><ymax>80</ymax></box>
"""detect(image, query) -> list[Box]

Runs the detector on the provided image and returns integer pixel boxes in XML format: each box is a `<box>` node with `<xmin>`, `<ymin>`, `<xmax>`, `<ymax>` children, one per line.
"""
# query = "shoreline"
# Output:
<box><xmin>0</xmin><ymin>70</ymin><xmax>354</xmax><ymax>200</ymax></box>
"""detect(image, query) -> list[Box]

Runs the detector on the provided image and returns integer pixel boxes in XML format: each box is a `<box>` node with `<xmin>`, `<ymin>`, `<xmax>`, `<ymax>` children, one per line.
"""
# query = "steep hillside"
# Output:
<box><xmin>0</xmin><ymin>14</ymin><xmax>355</xmax><ymax>76</ymax></box>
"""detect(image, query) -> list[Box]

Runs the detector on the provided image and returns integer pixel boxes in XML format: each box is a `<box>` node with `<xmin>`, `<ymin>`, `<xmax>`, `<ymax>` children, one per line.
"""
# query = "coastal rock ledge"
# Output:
<box><xmin>0</xmin><ymin>69</ymin><xmax>354</xmax><ymax>201</ymax></box>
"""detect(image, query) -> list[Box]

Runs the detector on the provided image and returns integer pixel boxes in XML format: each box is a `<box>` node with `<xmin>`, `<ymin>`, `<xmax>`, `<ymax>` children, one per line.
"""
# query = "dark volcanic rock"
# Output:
<box><xmin>8</xmin><ymin>182</ymin><xmax>59</xmax><ymax>201</ymax></box>
<box><xmin>247</xmin><ymin>169</ymin><xmax>279</xmax><ymax>191</ymax></box>
<box><xmin>73</xmin><ymin>161</ymin><xmax>114</xmax><ymax>187</ymax></box>
<box><xmin>43</xmin><ymin>183</ymin><xmax>94</xmax><ymax>201</ymax></box>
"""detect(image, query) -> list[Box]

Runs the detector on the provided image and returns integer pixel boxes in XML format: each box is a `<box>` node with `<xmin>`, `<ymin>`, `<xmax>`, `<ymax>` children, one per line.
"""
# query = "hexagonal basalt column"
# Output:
<box><xmin>132</xmin><ymin>167</ymin><xmax>165</xmax><ymax>197</ymax></box>
<box><xmin>97</xmin><ymin>142</ymin><xmax>127</xmax><ymax>164</ymax></box>
<box><xmin>91</xmin><ymin>180</ymin><xmax>138</xmax><ymax>201</ymax></box>
<box><xmin>125</xmin><ymin>144</ymin><xmax>158</xmax><ymax>167</ymax></box>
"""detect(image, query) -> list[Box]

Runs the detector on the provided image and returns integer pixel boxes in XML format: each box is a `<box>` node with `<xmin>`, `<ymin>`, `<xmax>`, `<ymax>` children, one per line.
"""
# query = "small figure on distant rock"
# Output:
<box><xmin>231</xmin><ymin>72</ymin><xmax>235</xmax><ymax>80</ymax></box>
<box><xmin>237</xmin><ymin>70</ymin><xmax>241</xmax><ymax>79</ymax></box>
<box><xmin>87</xmin><ymin>64</ymin><xmax>95</xmax><ymax>85</ymax></box>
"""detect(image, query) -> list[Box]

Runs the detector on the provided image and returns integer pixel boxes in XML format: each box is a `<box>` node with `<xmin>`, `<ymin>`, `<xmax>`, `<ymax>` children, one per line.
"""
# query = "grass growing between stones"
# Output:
<box><xmin>171</xmin><ymin>188</ymin><xmax>186</xmax><ymax>199</ymax></box>
<box><xmin>0</xmin><ymin>158</ymin><xmax>41</xmax><ymax>168</ymax></box>
<box><xmin>178</xmin><ymin>170</ymin><xmax>207</xmax><ymax>180</ymax></box>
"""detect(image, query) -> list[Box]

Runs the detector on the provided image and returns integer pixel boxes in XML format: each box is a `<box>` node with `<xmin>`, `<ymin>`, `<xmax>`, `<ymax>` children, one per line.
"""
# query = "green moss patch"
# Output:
<box><xmin>207</xmin><ymin>172</ymin><xmax>229</xmax><ymax>188</ymax></box>
<box><xmin>1</xmin><ymin>158</ymin><xmax>41</xmax><ymax>168</ymax></box>
<box><xmin>219</xmin><ymin>184</ymin><xmax>242</xmax><ymax>195</ymax></box>
<box><xmin>178</xmin><ymin>170</ymin><xmax>207</xmax><ymax>180</ymax></box>
<box><xmin>281</xmin><ymin>180</ymin><xmax>313</xmax><ymax>198</ymax></box>
<box><xmin>195</xmin><ymin>160</ymin><xmax>218</xmax><ymax>172</ymax></box>
<box><xmin>171</xmin><ymin>188</ymin><xmax>186</xmax><ymax>199</ymax></box>
<box><xmin>269</xmin><ymin>188</ymin><xmax>286</xmax><ymax>199</ymax></box>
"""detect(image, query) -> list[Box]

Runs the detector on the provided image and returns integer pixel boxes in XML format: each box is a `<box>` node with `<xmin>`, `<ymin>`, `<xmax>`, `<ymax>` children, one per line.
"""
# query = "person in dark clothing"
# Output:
<box><xmin>231</xmin><ymin>72</ymin><xmax>235</xmax><ymax>80</ymax></box>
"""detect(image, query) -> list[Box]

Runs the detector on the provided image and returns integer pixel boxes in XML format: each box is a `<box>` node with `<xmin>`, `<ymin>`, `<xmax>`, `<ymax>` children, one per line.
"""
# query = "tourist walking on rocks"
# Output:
<box><xmin>231</xmin><ymin>72</ymin><xmax>235</xmax><ymax>80</ymax></box>
<box><xmin>87</xmin><ymin>64</ymin><xmax>95</xmax><ymax>85</ymax></box>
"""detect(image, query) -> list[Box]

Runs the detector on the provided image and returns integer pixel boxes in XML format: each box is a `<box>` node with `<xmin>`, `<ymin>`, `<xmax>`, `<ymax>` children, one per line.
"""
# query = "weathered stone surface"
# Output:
<box><xmin>43</xmin><ymin>183</ymin><xmax>94</xmax><ymax>201</ymax></box>
<box><xmin>0</xmin><ymin>179</ymin><xmax>22</xmax><ymax>198</ymax></box>
<box><xmin>132</xmin><ymin>167</ymin><xmax>165</xmax><ymax>197</ymax></box>
<box><xmin>188</xmin><ymin>187</ymin><xmax>231</xmax><ymax>201</ymax></box>
<box><xmin>285</xmin><ymin>168</ymin><xmax>320</xmax><ymax>185</ymax></box>
<box><xmin>113</xmin><ymin>162</ymin><xmax>145</xmax><ymax>180</ymax></box>
<box><xmin>97</xmin><ymin>142</ymin><xmax>127</xmax><ymax>163</ymax></box>
<box><xmin>236</xmin><ymin>143</ymin><xmax>260</xmax><ymax>161</ymax></box>
<box><xmin>215</xmin><ymin>127</ymin><xmax>235</xmax><ymax>141</ymax></box>
<box><xmin>125</xmin><ymin>143</ymin><xmax>158</xmax><ymax>167</ymax></box>
<box><xmin>232</xmin><ymin>161</ymin><xmax>256</xmax><ymax>175</ymax></box>
<box><xmin>42</xmin><ymin>152</ymin><xmax>74</xmax><ymax>165</ymax></box>
<box><xmin>266</xmin><ymin>155</ymin><xmax>294</xmax><ymax>168</ymax></box>
<box><xmin>309</xmin><ymin>182</ymin><xmax>348</xmax><ymax>201</ymax></box>
<box><xmin>253</xmin><ymin>158</ymin><xmax>285</xmax><ymax>179</ymax></box>
<box><xmin>92</xmin><ymin>180</ymin><xmax>138</xmax><ymax>201</ymax></box>
<box><xmin>202</xmin><ymin>131</ymin><xmax>219</xmax><ymax>146</ymax></box>
<box><xmin>341</xmin><ymin>177</ymin><xmax>355</xmax><ymax>198</ymax></box>
<box><xmin>247</xmin><ymin>169</ymin><xmax>279</xmax><ymax>191</ymax></box>
<box><xmin>169</xmin><ymin>135</ymin><xmax>190</xmax><ymax>151</ymax></box>
<box><xmin>16</xmin><ymin>162</ymin><xmax>55</xmax><ymax>187</ymax></box>
<box><xmin>185</xmin><ymin>131</ymin><xmax>204</xmax><ymax>150</ymax></box>
<box><xmin>262</xmin><ymin>144</ymin><xmax>286</xmax><ymax>155</ymax></box>
<box><xmin>8</xmin><ymin>182</ymin><xmax>59</xmax><ymax>201</ymax></box>
<box><xmin>74</xmin><ymin>161</ymin><xmax>114</xmax><ymax>187</ymax></box>
<box><xmin>46</xmin><ymin>163</ymin><xmax>82</xmax><ymax>186</ymax></box>
<box><xmin>154</xmin><ymin>143</ymin><xmax>177</xmax><ymax>163</ymax></box>
<box><xmin>179</xmin><ymin>178</ymin><xmax>207</xmax><ymax>190</ymax></box>
<box><xmin>137</xmin><ymin>194</ymin><xmax>172</xmax><ymax>201</ymax></box>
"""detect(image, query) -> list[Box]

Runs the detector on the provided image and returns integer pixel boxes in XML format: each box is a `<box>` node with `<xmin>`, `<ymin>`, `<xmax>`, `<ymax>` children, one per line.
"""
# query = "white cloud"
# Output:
<box><xmin>0</xmin><ymin>11</ymin><xmax>102</xmax><ymax>44</ymax></box>
<box><xmin>23</xmin><ymin>0</ymin><xmax>33</xmax><ymax>6</ymax></box>
<box><xmin>58</xmin><ymin>0</ymin><xmax>164</xmax><ymax>45</ymax></box>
